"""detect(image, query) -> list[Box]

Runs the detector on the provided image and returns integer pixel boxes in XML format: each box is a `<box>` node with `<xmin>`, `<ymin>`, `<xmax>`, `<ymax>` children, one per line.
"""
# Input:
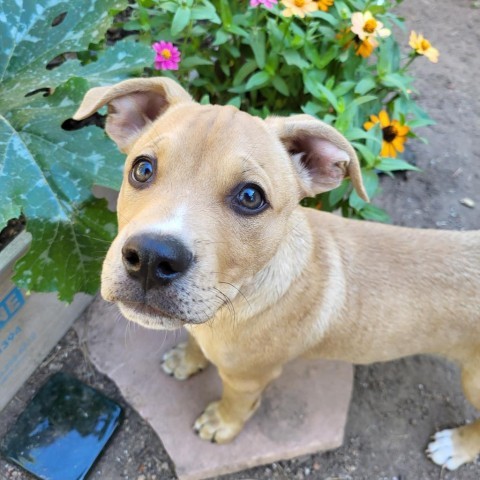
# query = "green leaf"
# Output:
<box><xmin>327</xmin><ymin>179</ymin><xmax>350</xmax><ymax>206</ymax></box>
<box><xmin>353</xmin><ymin>94</ymin><xmax>377</xmax><ymax>107</ymax></box>
<box><xmin>310</xmin><ymin>11</ymin><xmax>339</xmax><ymax>26</ymax></box>
<box><xmin>0</xmin><ymin>0</ymin><xmax>128</xmax><ymax>109</ymax></box>
<box><xmin>272</xmin><ymin>76</ymin><xmax>289</xmax><ymax>96</ymax></box>
<box><xmin>56</xmin><ymin>40</ymin><xmax>153</xmax><ymax>88</ymax></box>
<box><xmin>171</xmin><ymin>6</ymin><xmax>191</xmax><ymax>36</ymax></box>
<box><xmin>191</xmin><ymin>2</ymin><xmax>220</xmax><ymax>23</ymax></box>
<box><xmin>249</xmin><ymin>29</ymin><xmax>266</xmax><ymax>69</ymax></box>
<box><xmin>351</xmin><ymin>141</ymin><xmax>377</xmax><ymax>167</ymax></box>
<box><xmin>381</xmin><ymin>73</ymin><xmax>411</xmax><ymax>96</ymax></box>
<box><xmin>0</xmin><ymin>1</ymin><xmax>155</xmax><ymax>301</ymax></box>
<box><xmin>318</xmin><ymin>46</ymin><xmax>339</xmax><ymax>69</ymax></box>
<box><xmin>359</xmin><ymin>204</ymin><xmax>391</xmax><ymax>223</ymax></box>
<box><xmin>227</xmin><ymin>96</ymin><xmax>242</xmax><ymax>108</ymax></box>
<box><xmin>376</xmin><ymin>157</ymin><xmax>421</xmax><ymax>172</ymax></box>
<box><xmin>219</xmin><ymin>0</ymin><xmax>233</xmax><ymax>27</ymax></box>
<box><xmin>349</xmin><ymin>169</ymin><xmax>379</xmax><ymax>210</ymax></box>
<box><xmin>283</xmin><ymin>50</ymin><xmax>310</xmax><ymax>70</ymax></box>
<box><xmin>301</xmin><ymin>101</ymin><xmax>323</xmax><ymax>116</ymax></box>
<box><xmin>316</xmin><ymin>83</ymin><xmax>339</xmax><ymax>111</ymax></box>
<box><xmin>14</xmin><ymin>197</ymin><xmax>117</xmax><ymax>300</ymax></box>
<box><xmin>334</xmin><ymin>81</ymin><xmax>355</xmax><ymax>97</ymax></box>
<box><xmin>232</xmin><ymin>59</ymin><xmax>257</xmax><ymax>86</ymax></box>
<box><xmin>407</xmin><ymin>117</ymin><xmax>436</xmax><ymax>128</ymax></box>
<box><xmin>213</xmin><ymin>29</ymin><xmax>230</xmax><ymax>46</ymax></box>
<box><xmin>354</xmin><ymin>77</ymin><xmax>376</xmax><ymax>95</ymax></box>
<box><xmin>180</xmin><ymin>56</ymin><xmax>213</xmax><ymax>69</ymax></box>
<box><xmin>245</xmin><ymin>71</ymin><xmax>270</xmax><ymax>91</ymax></box>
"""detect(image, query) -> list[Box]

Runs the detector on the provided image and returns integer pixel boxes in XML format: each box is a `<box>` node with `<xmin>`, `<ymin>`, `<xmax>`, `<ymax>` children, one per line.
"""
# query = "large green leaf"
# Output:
<box><xmin>0</xmin><ymin>0</ymin><xmax>153</xmax><ymax>300</ymax></box>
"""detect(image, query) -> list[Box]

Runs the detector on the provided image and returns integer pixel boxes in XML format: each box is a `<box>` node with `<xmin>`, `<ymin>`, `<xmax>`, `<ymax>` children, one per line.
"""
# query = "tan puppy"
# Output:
<box><xmin>75</xmin><ymin>78</ymin><xmax>480</xmax><ymax>471</ymax></box>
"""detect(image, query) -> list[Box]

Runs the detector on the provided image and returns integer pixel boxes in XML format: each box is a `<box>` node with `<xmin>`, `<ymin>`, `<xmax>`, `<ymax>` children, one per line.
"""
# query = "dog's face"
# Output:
<box><xmin>74</xmin><ymin>78</ymin><xmax>367</xmax><ymax>330</ymax></box>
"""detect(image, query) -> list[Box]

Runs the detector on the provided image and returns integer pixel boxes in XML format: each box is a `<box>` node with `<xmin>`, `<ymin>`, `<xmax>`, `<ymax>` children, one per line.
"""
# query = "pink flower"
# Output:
<box><xmin>250</xmin><ymin>0</ymin><xmax>278</xmax><ymax>8</ymax></box>
<box><xmin>152</xmin><ymin>41</ymin><xmax>181</xmax><ymax>70</ymax></box>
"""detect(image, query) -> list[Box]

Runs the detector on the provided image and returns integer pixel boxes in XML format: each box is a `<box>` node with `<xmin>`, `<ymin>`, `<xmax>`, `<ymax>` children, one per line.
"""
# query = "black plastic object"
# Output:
<box><xmin>1</xmin><ymin>372</ymin><xmax>122</xmax><ymax>480</ymax></box>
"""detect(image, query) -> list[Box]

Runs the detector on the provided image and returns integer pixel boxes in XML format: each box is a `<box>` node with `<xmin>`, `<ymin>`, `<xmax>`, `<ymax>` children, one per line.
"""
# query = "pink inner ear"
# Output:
<box><xmin>298</xmin><ymin>136</ymin><xmax>350</xmax><ymax>190</ymax></box>
<box><xmin>106</xmin><ymin>92</ymin><xmax>169</xmax><ymax>151</ymax></box>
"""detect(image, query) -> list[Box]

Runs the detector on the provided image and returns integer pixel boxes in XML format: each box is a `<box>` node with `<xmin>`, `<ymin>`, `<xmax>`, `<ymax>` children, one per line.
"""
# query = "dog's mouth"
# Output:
<box><xmin>121</xmin><ymin>300</ymin><xmax>175</xmax><ymax>318</ymax></box>
<box><xmin>117</xmin><ymin>299</ymin><xmax>186</xmax><ymax>330</ymax></box>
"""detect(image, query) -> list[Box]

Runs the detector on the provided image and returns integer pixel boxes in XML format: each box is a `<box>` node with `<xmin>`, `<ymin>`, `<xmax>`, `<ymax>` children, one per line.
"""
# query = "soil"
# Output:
<box><xmin>1</xmin><ymin>0</ymin><xmax>479</xmax><ymax>479</ymax></box>
<box><xmin>0</xmin><ymin>217</ymin><xmax>25</xmax><ymax>253</ymax></box>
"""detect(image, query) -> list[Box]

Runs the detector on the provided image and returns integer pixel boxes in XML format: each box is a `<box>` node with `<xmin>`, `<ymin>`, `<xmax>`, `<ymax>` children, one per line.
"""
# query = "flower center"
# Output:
<box><xmin>382</xmin><ymin>125</ymin><xmax>398</xmax><ymax>143</ymax></box>
<box><xmin>161</xmin><ymin>49</ymin><xmax>172</xmax><ymax>60</ymax></box>
<box><xmin>420</xmin><ymin>39</ymin><xmax>431</xmax><ymax>51</ymax></box>
<box><xmin>364</xmin><ymin>18</ymin><xmax>377</xmax><ymax>33</ymax></box>
<box><xmin>294</xmin><ymin>0</ymin><xmax>305</xmax><ymax>6</ymax></box>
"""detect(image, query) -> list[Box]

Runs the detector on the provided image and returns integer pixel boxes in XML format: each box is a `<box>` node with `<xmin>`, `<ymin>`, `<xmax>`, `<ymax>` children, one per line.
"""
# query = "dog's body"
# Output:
<box><xmin>75</xmin><ymin>78</ymin><xmax>480</xmax><ymax>471</ymax></box>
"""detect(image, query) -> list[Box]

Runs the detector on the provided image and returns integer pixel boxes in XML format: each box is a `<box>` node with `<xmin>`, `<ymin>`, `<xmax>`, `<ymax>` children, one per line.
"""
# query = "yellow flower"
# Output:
<box><xmin>355</xmin><ymin>37</ymin><xmax>378</xmax><ymax>58</ymax></box>
<box><xmin>317</xmin><ymin>0</ymin><xmax>333</xmax><ymax>11</ymax></box>
<box><xmin>364</xmin><ymin>111</ymin><xmax>410</xmax><ymax>158</ymax></box>
<box><xmin>281</xmin><ymin>0</ymin><xmax>318</xmax><ymax>18</ymax></box>
<box><xmin>351</xmin><ymin>11</ymin><xmax>391</xmax><ymax>41</ymax></box>
<box><xmin>409</xmin><ymin>31</ymin><xmax>439</xmax><ymax>63</ymax></box>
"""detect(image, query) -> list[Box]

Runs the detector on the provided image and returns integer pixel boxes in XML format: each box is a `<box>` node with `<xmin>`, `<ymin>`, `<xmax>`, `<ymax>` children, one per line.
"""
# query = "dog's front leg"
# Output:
<box><xmin>194</xmin><ymin>366</ymin><xmax>282</xmax><ymax>443</ymax></box>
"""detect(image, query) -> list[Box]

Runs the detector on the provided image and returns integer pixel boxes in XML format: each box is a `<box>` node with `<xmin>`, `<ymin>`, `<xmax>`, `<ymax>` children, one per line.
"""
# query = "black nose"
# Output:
<box><xmin>122</xmin><ymin>235</ymin><xmax>193</xmax><ymax>289</ymax></box>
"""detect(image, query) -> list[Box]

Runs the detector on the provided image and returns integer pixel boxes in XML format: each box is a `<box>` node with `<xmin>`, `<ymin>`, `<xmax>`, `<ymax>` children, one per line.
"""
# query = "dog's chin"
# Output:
<box><xmin>117</xmin><ymin>301</ymin><xmax>185</xmax><ymax>331</ymax></box>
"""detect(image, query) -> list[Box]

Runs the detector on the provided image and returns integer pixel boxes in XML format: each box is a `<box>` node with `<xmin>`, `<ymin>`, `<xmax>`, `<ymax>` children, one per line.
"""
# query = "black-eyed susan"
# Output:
<box><xmin>351</xmin><ymin>11</ymin><xmax>391</xmax><ymax>41</ymax></box>
<box><xmin>364</xmin><ymin>111</ymin><xmax>410</xmax><ymax>158</ymax></box>
<box><xmin>409</xmin><ymin>31</ymin><xmax>439</xmax><ymax>63</ymax></box>
<box><xmin>317</xmin><ymin>0</ymin><xmax>334</xmax><ymax>11</ymax></box>
<box><xmin>281</xmin><ymin>0</ymin><xmax>318</xmax><ymax>18</ymax></box>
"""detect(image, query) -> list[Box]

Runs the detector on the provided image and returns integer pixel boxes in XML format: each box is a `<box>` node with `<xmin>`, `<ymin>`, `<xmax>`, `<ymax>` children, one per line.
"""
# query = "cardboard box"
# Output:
<box><xmin>0</xmin><ymin>231</ymin><xmax>92</xmax><ymax>411</ymax></box>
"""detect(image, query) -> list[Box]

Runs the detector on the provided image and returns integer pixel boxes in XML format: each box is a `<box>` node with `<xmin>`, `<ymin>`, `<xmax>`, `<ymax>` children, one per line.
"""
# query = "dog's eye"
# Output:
<box><xmin>131</xmin><ymin>157</ymin><xmax>154</xmax><ymax>184</ymax></box>
<box><xmin>232</xmin><ymin>183</ymin><xmax>267</xmax><ymax>215</ymax></box>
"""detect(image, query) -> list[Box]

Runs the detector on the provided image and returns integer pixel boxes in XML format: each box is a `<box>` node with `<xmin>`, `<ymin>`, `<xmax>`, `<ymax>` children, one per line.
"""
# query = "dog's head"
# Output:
<box><xmin>75</xmin><ymin>78</ymin><xmax>367</xmax><ymax>330</ymax></box>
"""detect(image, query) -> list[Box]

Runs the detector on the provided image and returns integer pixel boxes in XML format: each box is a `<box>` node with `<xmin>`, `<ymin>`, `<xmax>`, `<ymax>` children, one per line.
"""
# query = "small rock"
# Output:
<box><xmin>460</xmin><ymin>197</ymin><xmax>475</xmax><ymax>208</ymax></box>
<box><xmin>137</xmin><ymin>475</ymin><xmax>146</xmax><ymax>480</ymax></box>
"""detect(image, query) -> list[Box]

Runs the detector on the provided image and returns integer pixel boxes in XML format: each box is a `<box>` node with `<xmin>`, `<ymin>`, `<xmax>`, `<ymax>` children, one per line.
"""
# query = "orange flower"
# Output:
<box><xmin>317</xmin><ymin>0</ymin><xmax>333</xmax><ymax>11</ymax></box>
<box><xmin>281</xmin><ymin>0</ymin><xmax>318</xmax><ymax>18</ymax></box>
<box><xmin>364</xmin><ymin>111</ymin><xmax>410</xmax><ymax>158</ymax></box>
<box><xmin>409</xmin><ymin>31</ymin><xmax>439</xmax><ymax>63</ymax></box>
<box><xmin>355</xmin><ymin>37</ymin><xmax>378</xmax><ymax>58</ymax></box>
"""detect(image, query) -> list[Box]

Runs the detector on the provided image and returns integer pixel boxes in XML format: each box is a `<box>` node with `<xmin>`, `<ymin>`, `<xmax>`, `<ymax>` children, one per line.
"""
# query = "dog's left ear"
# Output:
<box><xmin>266</xmin><ymin>114</ymin><xmax>369</xmax><ymax>202</ymax></box>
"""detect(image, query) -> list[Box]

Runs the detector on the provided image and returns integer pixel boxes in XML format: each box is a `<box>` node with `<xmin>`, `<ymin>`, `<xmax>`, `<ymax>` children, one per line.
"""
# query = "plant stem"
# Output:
<box><xmin>401</xmin><ymin>54</ymin><xmax>417</xmax><ymax>72</ymax></box>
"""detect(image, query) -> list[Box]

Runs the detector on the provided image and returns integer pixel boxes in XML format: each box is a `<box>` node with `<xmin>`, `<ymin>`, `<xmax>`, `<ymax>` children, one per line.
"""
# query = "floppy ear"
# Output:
<box><xmin>266</xmin><ymin>114</ymin><xmax>369</xmax><ymax>202</ymax></box>
<box><xmin>73</xmin><ymin>77</ymin><xmax>193</xmax><ymax>153</ymax></box>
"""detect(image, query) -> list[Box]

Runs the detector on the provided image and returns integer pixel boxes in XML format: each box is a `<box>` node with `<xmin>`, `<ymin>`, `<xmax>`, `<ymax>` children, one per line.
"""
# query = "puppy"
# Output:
<box><xmin>74</xmin><ymin>78</ymin><xmax>480</xmax><ymax>470</ymax></box>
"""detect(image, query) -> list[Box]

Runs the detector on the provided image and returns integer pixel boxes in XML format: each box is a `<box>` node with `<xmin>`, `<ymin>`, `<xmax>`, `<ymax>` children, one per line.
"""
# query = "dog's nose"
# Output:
<box><xmin>122</xmin><ymin>235</ymin><xmax>193</xmax><ymax>289</ymax></box>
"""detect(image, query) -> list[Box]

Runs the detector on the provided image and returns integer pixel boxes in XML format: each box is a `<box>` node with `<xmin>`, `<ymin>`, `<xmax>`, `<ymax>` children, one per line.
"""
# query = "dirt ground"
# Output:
<box><xmin>1</xmin><ymin>0</ymin><xmax>479</xmax><ymax>479</ymax></box>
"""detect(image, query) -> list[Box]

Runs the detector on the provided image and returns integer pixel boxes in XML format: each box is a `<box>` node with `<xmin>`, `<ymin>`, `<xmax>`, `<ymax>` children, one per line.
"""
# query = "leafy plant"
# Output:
<box><xmin>1</xmin><ymin>0</ymin><xmax>438</xmax><ymax>301</ymax></box>
<box><xmin>0</xmin><ymin>0</ymin><xmax>152</xmax><ymax>300</ymax></box>
<box><xmin>122</xmin><ymin>0</ymin><xmax>436</xmax><ymax>222</ymax></box>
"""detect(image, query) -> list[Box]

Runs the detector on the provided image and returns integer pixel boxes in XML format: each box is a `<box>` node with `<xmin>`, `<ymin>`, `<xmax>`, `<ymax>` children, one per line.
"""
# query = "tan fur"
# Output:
<box><xmin>75</xmin><ymin>78</ymin><xmax>480</xmax><ymax>468</ymax></box>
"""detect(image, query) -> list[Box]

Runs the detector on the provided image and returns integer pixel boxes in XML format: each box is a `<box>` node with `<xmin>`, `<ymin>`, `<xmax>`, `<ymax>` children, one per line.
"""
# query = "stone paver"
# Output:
<box><xmin>82</xmin><ymin>297</ymin><xmax>353</xmax><ymax>480</ymax></box>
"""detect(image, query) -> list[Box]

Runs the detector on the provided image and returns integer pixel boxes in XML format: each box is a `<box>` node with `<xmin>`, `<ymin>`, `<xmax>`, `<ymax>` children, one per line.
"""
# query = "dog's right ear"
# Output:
<box><xmin>73</xmin><ymin>78</ymin><xmax>192</xmax><ymax>153</ymax></box>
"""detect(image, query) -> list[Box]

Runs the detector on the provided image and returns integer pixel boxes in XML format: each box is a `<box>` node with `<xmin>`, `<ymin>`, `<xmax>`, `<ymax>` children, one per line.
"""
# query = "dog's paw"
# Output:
<box><xmin>193</xmin><ymin>401</ymin><xmax>243</xmax><ymax>443</ymax></box>
<box><xmin>161</xmin><ymin>342</ymin><xmax>208</xmax><ymax>380</ymax></box>
<box><xmin>426</xmin><ymin>428</ymin><xmax>474</xmax><ymax>470</ymax></box>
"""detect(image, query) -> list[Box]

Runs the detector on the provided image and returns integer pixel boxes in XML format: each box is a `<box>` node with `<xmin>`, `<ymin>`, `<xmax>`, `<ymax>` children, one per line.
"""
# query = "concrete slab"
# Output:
<box><xmin>80</xmin><ymin>297</ymin><xmax>353</xmax><ymax>480</ymax></box>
